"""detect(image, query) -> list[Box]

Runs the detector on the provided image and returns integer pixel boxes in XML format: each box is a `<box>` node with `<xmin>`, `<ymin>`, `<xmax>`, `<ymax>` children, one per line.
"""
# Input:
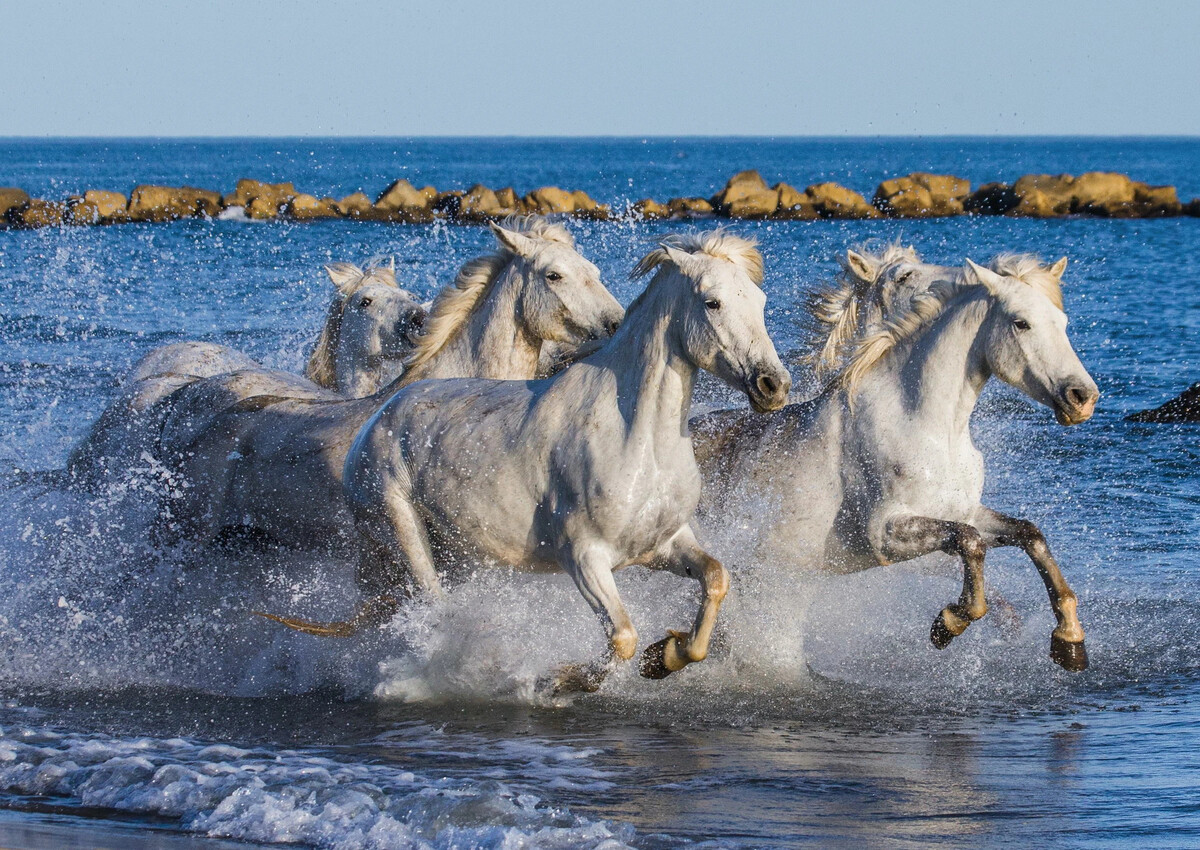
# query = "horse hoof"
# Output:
<box><xmin>639</xmin><ymin>636</ymin><xmax>677</xmax><ymax>680</ymax></box>
<box><xmin>543</xmin><ymin>663</ymin><xmax>606</xmax><ymax>696</ymax></box>
<box><xmin>930</xmin><ymin>614</ymin><xmax>956</xmax><ymax>650</ymax></box>
<box><xmin>1050</xmin><ymin>635</ymin><xmax>1089</xmax><ymax>672</ymax></box>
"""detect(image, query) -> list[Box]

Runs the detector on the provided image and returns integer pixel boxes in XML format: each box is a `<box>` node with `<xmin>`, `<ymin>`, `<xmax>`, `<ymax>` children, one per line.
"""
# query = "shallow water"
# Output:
<box><xmin>0</xmin><ymin>137</ymin><xmax>1197</xmax><ymax>848</ymax></box>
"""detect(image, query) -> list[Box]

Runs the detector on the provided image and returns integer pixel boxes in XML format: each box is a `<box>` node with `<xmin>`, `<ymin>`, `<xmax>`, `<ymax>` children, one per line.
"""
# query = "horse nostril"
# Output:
<box><xmin>411</xmin><ymin>312</ymin><xmax>425</xmax><ymax>328</ymax></box>
<box><xmin>757</xmin><ymin>374</ymin><xmax>778</xmax><ymax>397</ymax></box>
<box><xmin>1066</xmin><ymin>386</ymin><xmax>1093</xmax><ymax>407</ymax></box>
<box><xmin>605</xmin><ymin>318</ymin><xmax>620</xmax><ymax>336</ymax></box>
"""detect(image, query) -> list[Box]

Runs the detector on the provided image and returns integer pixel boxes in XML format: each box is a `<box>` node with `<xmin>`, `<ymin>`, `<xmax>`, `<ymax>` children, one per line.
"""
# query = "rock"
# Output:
<box><xmin>805</xmin><ymin>182</ymin><xmax>880</xmax><ymax>219</ymax></box>
<box><xmin>335</xmin><ymin>192</ymin><xmax>376</xmax><ymax>218</ymax></box>
<box><xmin>1186</xmin><ymin>198</ymin><xmax>1200</xmax><ymax>217</ymax></box>
<box><xmin>1069</xmin><ymin>172</ymin><xmax>1137</xmax><ymax>216</ymax></box>
<box><xmin>287</xmin><ymin>193</ymin><xmax>340</xmax><ymax>220</ymax></box>
<box><xmin>495</xmin><ymin>187</ymin><xmax>519</xmax><ymax>213</ymax></box>
<box><xmin>571</xmin><ymin>190</ymin><xmax>610</xmax><ymax>220</ymax></box>
<box><xmin>0</xmin><ymin>188</ymin><xmax>30</xmax><ymax>219</ymax></box>
<box><xmin>773</xmin><ymin>183</ymin><xmax>818</xmax><ymax>220</ymax></box>
<box><xmin>66</xmin><ymin>190</ymin><xmax>128</xmax><ymax>225</ymax></box>
<box><xmin>632</xmin><ymin>198</ymin><xmax>670</xmax><ymax>220</ymax></box>
<box><xmin>713</xmin><ymin>170</ymin><xmax>778</xmax><ymax>218</ymax></box>
<box><xmin>223</xmin><ymin>179</ymin><xmax>296</xmax><ymax>211</ymax></box>
<box><xmin>875</xmin><ymin>173</ymin><xmax>969</xmax><ymax>217</ymax></box>
<box><xmin>431</xmin><ymin>190</ymin><xmax>465</xmax><ymax>218</ymax></box>
<box><xmin>376</xmin><ymin>179</ymin><xmax>432</xmax><ymax>216</ymax></box>
<box><xmin>6</xmin><ymin>199</ymin><xmax>66</xmax><ymax>228</ymax></box>
<box><xmin>1010</xmin><ymin>174</ymin><xmax>1074</xmax><ymax>217</ymax></box>
<box><xmin>523</xmin><ymin>186</ymin><xmax>576</xmax><ymax>215</ymax></box>
<box><xmin>128</xmin><ymin>185</ymin><xmax>222</xmax><ymax>221</ymax></box>
<box><xmin>964</xmin><ymin>182</ymin><xmax>1018</xmax><ymax>215</ymax></box>
<box><xmin>1126</xmin><ymin>382</ymin><xmax>1200</xmax><ymax>423</ymax></box>
<box><xmin>667</xmin><ymin>197</ymin><xmax>715</xmax><ymax>218</ymax></box>
<box><xmin>455</xmin><ymin>184</ymin><xmax>504</xmax><ymax>222</ymax></box>
<box><xmin>1131</xmin><ymin>183</ymin><xmax>1183</xmax><ymax>217</ymax></box>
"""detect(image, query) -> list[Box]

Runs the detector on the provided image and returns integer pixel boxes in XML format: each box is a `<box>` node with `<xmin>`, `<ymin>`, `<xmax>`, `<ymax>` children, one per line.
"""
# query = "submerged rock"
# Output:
<box><xmin>1126</xmin><ymin>383</ymin><xmax>1200</xmax><ymax>423</ymax></box>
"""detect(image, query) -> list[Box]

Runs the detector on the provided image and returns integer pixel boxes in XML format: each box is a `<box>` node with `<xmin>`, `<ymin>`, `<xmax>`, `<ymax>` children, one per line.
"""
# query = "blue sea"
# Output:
<box><xmin>0</xmin><ymin>137</ymin><xmax>1197</xmax><ymax>849</ymax></box>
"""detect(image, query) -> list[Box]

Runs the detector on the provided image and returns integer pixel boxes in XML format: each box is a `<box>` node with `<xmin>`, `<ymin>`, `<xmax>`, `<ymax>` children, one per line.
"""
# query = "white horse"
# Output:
<box><xmin>67</xmin><ymin>264</ymin><xmax>426</xmax><ymax>486</ymax></box>
<box><xmin>269</xmin><ymin>231</ymin><xmax>791</xmax><ymax>693</ymax></box>
<box><xmin>305</xmin><ymin>261</ymin><xmax>427</xmax><ymax>397</ymax></box>
<box><xmin>158</xmin><ymin>218</ymin><xmax>625</xmax><ymax>548</ymax></box>
<box><xmin>693</xmin><ymin>254</ymin><xmax>1097</xmax><ymax>670</ymax></box>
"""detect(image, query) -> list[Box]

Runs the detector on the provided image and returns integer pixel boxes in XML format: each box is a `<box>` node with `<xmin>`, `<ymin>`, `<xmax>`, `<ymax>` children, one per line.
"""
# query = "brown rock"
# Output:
<box><xmin>495</xmin><ymin>187</ymin><xmax>519</xmax><ymax>212</ymax></box>
<box><xmin>632</xmin><ymin>198</ymin><xmax>670</xmax><ymax>220</ymax></box>
<box><xmin>570</xmin><ymin>190</ymin><xmax>610</xmax><ymax>220</ymax></box>
<box><xmin>911</xmin><ymin>173</ymin><xmax>970</xmax><ymax>205</ymax></box>
<box><xmin>66</xmin><ymin>190</ymin><xmax>128</xmax><ymax>225</ymax></box>
<box><xmin>1010</xmin><ymin>174</ymin><xmax>1074</xmax><ymax>216</ymax></box>
<box><xmin>287</xmin><ymin>193</ymin><xmax>340</xmax><ymax>220</ymax></box>
<box><xmin>223</xmin><ymin>179</ymin><xmax>296</xmax><ymax>211</ymax></box>
<box><xmin>127</xmin><ymin>185</ymin><xmax>222</xmax><ymax>222</ymax></box>
<box><xmin>1131</xmin><ymin>183</ymin><xmax>1183</xmax><ymax>217</ymax></box>
<box><xmin>667</xmin><ymin>197</ymin><xmax>715</xmax><ymax>218</ymax></box>
<box><xmin>456</xmin><ymin>184</ymin><xmax>504</xmax><ymax>222</ymax></box>
<box><xmin>0</xmin><ymin>188</ymin><xmax>30</xmax><ymax>219</ymax></box>
<box><xmin>1184</xmin><ymin>198</ymin><xmax>1200</xmax><ymax>217</ymax></box>
<box><xmin>336</xmin><ymin>192</ymin><xmax>376</xmax><ymax>218</ymax></box>
<box><xmin>805</xmin><ymin>182</ymin><xmax>880</xmax><ymax>219</ymax></box>
<box><xmin>964</xmin><ymin>182</ymin><xmax>1018</xmax><ymax>215</ymax></box>
<box><xmin>773</xmin><ymin>183</ymin><xmax>818</xmax><ymax>220</ymax></box>
<box><xmin>376</xmin><ymin>179</ymin><xmax>432</xmax><ymax>215</ymax></box>
<box><xmin>523</xmin><ymin>186</ymin><xmax>576</xmax><ymax>215</ymax></box>
<box><xmin>6</xmin><ymin>199</ymin><xmax>66</xmax><ymax>228</ymax></box>
<box><xmin>713</xmin><ymin>170</ymin><xmax>778</xmax><ymax>218</ymax></box>
<box><xmin>876</xmin><ymin>173</ymin><xmax>970</xmax><ymax>217</ymax></box>
<box><xmin>1071</xmin><ymin>172</ymin><xmax>1136</xmax><ymax>216</ymax></box>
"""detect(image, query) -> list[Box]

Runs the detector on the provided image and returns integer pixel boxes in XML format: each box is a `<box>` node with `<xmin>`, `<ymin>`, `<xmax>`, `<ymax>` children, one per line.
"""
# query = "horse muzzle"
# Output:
<box><xmin>1054</xmin><ymin>385</ymin><xmax>1099</xmax><ymax>426</ymax></box>
<box><xmin>747</xmin><ymin>368</ymin><xmax>791</xmax><ymax>414</ymax></box>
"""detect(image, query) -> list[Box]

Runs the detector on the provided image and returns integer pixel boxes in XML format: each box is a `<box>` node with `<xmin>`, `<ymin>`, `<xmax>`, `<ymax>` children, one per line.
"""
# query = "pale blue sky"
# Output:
<box><xmin>3</xmin><ymin>0</ymin><xmax>1198</xmax><ymax>136</ymax></box>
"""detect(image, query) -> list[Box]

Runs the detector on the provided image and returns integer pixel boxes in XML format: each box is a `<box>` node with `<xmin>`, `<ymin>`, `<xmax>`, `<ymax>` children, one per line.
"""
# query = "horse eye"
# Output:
<box><xmin>359</xmin><ymin>297</ymin><xmax>373</xmax><ymax>308</ymax></box>
<box><xmin>705</xmin><ymin>299</ymin><xmax>721</xmax><ymax>310</ymax></box>
<box><xmin>1013</xmin><ymin>318</ymin><xmax>1031</xmax><ymax>331</ymax></box>
<box><xmin>546</xmin><ymin>271</ymin><xmax>563</xmax><ymax>282</ymax></box>
<box><xmin>896</xmin><ymin>270</ymin><xmax>914</xmax><ymax>282</ymax></box>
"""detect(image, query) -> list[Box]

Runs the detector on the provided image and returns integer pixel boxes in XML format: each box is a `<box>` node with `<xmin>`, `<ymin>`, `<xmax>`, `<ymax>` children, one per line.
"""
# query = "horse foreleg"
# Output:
<box><xmin>639</xmin><ymin>525</ymin><xmax>730</xmax><ymax>680</ymax></box>
<box><xmin>550</xmin><ymin>545</ymin><xmax>636</xmax><ymax>694</ymax></box>
<box><xmin>882</xmin><ymin>515</ymin><xmax>989</xmax><ymax>651</ymax></box>
<box><xmin>973</xmin><ymin>507</ymin><xmax>1087</xmax><ymax>671</ymax></box>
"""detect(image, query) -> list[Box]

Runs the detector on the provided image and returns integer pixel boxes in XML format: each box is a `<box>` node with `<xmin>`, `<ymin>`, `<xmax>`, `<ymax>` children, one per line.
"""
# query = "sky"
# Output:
<box><xmin>3</xmin><ymin>0</ymin><xmax>1199</xmax><ymax>137</ymax></box>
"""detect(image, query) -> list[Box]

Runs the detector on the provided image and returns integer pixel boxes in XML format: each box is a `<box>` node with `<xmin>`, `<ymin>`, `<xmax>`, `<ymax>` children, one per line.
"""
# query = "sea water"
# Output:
<box><xmin>0</xmin><ymin>137</ymin><xmax>1197</xmax><ymax>848</ymax></box>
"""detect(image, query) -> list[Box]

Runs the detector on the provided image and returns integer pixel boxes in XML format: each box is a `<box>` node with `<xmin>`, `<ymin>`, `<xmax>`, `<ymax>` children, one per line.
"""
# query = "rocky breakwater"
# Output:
<box><xmin>2</xmin><ymin>169</ymin><xmax>1198</xmax><ymax>229</ymax></box>
<box><xmin>1126</xmin><ymin>383</ymin><xmax>1200</xmax><ymax>423</ymax></box>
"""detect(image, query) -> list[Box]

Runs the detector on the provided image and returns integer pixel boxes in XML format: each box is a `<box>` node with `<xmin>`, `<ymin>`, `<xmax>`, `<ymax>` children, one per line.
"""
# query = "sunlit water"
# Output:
<box><xmin>0</xmin><ymin>138</ymin><xmax>1197</xmax><ymax>848</ymax></box>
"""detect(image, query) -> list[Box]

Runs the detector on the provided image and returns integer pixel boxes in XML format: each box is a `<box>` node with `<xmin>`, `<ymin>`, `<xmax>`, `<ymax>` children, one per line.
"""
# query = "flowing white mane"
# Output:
<box><xmin>307</xmin><ymin>263</ymin><xmax>401</xmax><ymax>388</ymax></box>
<box><xmin>403</xmin><ymin>216</ymin><xmax>575</xmax><ymax>377</ymax></box>
<box><xmin>804</xmin><ymin>241</ymin><xmax>922</xmax><ymax>378</ymax></box>
<box><xmin>632</xmin><ymin>229</ymin><xmax>764</xmax><ymax>284</ymax></box>
<box><xmin>830</xmin><ymin>253</ymin><xmax>1067</xmax><ymax>395</ymax></box>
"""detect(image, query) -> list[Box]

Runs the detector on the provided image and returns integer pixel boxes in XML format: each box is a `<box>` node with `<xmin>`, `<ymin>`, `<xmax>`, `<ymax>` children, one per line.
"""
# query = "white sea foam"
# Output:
<box><xmin>0</xmin><ymin>725</ymin><xmax>635</xmax><ymax>849</ymax></box>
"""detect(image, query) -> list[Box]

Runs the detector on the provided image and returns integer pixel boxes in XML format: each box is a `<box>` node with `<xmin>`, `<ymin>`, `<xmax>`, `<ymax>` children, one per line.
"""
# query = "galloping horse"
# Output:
<box><xmin>156</xmin><ymin>218</ymin><xmax>625</xmax><ymax>548</ymax></box>
<box><xmin>693</xmin><ymin>255</ymin><xmax>1097</xmax><ymax>670</ymax></box>
<box><xmin>269</xmin><ymin>231</ymin><xmax>790</xmax><ymax>694</ymax></box>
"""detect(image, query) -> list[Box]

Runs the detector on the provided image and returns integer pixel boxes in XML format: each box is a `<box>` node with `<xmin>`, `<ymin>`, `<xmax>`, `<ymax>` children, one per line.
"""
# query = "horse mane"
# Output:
<box><xmin>306</xmin><ymin>263</ymin><xmax>400</xmax><ymax>388</ymax></box>
<box><xmin>803</xmin><ymin>240</ymin><xmax>922</xmax><ymax>379</ymax></box>
<box><xmin>632</xmin><ymin>229</ymin><xmax>764</xmax><ymax>284</ymax></box>
<box><xmin>834</xmin><ymin>252</ymin><xmax>1067</xmax><ymax>396</ymax></box>
<box><xmin>402</xmin><ymin>216</ymin><xmax>575</xmax><ymax>377</ymax></box>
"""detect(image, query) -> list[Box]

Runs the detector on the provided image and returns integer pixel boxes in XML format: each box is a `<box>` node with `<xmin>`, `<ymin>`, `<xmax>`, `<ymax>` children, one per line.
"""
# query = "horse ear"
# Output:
<box><xmin>663</xmin><ymin>245</ymin><xmax>704</xmax><ymax>280</ymax></box>
<box><xmin>845</xmin><ymin>250</ymin><xmax>877</xmax><ymax>282</ymax></box>
<box><xmin>965</xmin><ymin>259</ymin><xmax>1005</xmax><ymax>292</ymax></box>
<box><xmin>325</xmin><ymin>262</ymin><xmax>363</xmax><ymax>295</ymax></box>
<box><xmin>489</xmin><ymin>222</ymin><xmax>538</xmax><ymax>259</ymax></box>
<box><xmin>1048</xmin><ymin>256</ymin><xmax>1068</xmax><ymax>281</ymax></box>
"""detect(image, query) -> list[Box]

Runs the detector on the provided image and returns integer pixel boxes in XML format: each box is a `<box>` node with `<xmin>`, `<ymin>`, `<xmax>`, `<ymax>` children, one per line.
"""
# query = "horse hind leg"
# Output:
<box><xmin>974</xmin><ymin>507</ymin><xmax>1087</xmax><ymax>672</ymax></box>
<box><xmin>882</xmin><ymin>515</ymin><xmax>989</xmax><ymax>651</ymax></box>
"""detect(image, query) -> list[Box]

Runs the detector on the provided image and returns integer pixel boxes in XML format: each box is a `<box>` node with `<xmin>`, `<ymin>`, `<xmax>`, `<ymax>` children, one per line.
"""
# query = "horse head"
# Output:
<box><xmin>966</xmin><ymin>258</ymin><xmax>1098</xmax><ymax>426</ymax></box>
<box><xmin>488</xmin><ymin>219</ymin><xmax>624</xmax><ymax>346</ymax></box>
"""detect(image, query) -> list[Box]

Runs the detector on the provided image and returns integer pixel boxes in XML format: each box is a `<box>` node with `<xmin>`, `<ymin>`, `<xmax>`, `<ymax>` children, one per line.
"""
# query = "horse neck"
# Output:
<box><xmin>872</xmin><ymin>290</ymin><xmax>991</xmax><ymax>436</ymax></box>
<box><xmin>592</xmin><ymin>275</ymin><xmax>695</xmax><ymax>440</ymax></box>
<box><xmin>335</xmin><ymin>352</ymin><xmax>381</xmax><ymax>397</ymax></box>
<box><xmin>423</xmin><ymin>260</ymin><xmax>541</xmax><ymax>381</ymax></box>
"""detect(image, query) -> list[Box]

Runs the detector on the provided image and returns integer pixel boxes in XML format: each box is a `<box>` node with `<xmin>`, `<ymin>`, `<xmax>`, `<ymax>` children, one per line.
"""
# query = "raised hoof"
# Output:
<box><xmin>1050</xmin><ymin>635</ymin><xmax>1089</xmax><ymax>672</ymax></box>
<box><xmin>639</xmin><ymin>636</ymin><xmax>678</xmax><ymax>680</ymax></box>
<box><xmin>930</xmin><ymin>613</ymin><xmax>957</xmax><ymax>650</ymax></box>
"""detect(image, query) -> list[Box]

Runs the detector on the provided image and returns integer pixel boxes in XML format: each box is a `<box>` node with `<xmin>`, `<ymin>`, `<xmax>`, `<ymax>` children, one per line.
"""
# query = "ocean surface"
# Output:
<box><xmin>0</xmin><ymin>137</ymin><xmax>1197</xmax><ymax>849</ymax></box>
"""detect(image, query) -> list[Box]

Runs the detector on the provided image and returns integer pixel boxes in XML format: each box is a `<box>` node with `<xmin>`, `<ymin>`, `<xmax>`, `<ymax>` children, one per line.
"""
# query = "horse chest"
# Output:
<box><xmin>586</xmin><ymin>443</ymin><xmax>698</xmax><ymax>552</ymax></box>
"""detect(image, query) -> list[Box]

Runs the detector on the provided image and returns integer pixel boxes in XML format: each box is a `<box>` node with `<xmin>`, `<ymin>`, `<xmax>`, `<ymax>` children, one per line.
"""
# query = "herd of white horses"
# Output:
<box><xmin>67</xmin><ymin>217</ymin><xmax>1100</xmax><ymax>691</ymax></box>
